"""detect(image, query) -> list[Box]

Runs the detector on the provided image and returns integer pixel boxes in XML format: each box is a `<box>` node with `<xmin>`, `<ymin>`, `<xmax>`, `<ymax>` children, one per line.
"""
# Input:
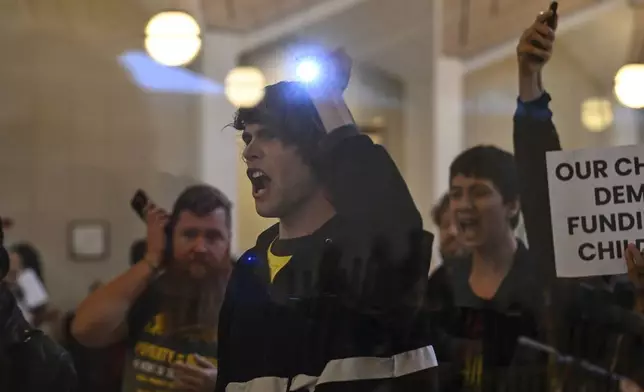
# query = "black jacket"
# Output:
<box><xmin>513</xmin><ymin>93</ymin><xmax>644</xmax><ymax>387</ymax></box>
<box><xmin>216</xmin><ymin>126</ymin><xmax>437</xmax><ymax>392</ymax></box>
<box><xmin>429</xmin><ymin>242</ymin><xmax>545</xmax><ymax>392</ymax></box>
<box><xmin>0</xmin><ymin>282</ymin><xmax>77</xmax><ymax>392</ymax></box>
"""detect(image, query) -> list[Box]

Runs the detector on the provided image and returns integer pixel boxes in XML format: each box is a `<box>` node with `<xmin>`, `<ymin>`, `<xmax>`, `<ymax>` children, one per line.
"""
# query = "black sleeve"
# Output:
<box><xmin>513</xmin><ymin>100</ymin><xmax>644</xmax><ymax>382</ymax></box>
<box><xmin>513</xmin><ymin>92</ymin><xmax>561</xmax><ymax>282</ymax></box>
<box><xmin>423</xmin><ymin>266</ymin><xmax>458</xmax><ymax>358</ymax></box>
<box><xmin>214</xmin><ymin>294</ymin><xmax>231</xmax><ymax>392</ymax></box>
<box><xmin>316</xmin><ymin>126</ymin><xmax>432</xmax><ymax>337</ymax></box>
<box><xmin>616</xmin><ymin>334</ymin><xmax>644</xmax><ymax>387</ymax></box>
<box><xmin>13</xmin><ymin>331</ymin><xmax>78</xmax><ymax>392</ymax></box>
<box><xmin>0</xmin><ymin>283</ymin><xmax>77</xmax><ymax>392</ymax></box>
<box><xmin>214</xmin><ymin>265</ymin><xmax>241</xmax><ymax>392</ymax></box>
<box><xmin>317</xmin><ymin>126</ymin><xmax>424</xmax><ymax>252</ymax></box>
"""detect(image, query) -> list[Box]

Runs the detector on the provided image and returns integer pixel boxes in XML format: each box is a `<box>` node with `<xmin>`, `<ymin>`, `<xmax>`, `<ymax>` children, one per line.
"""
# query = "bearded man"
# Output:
<box><xmin>72</xmin><ymin>185</ymin><xmax>233</xmax><ymax>392</ymax></box>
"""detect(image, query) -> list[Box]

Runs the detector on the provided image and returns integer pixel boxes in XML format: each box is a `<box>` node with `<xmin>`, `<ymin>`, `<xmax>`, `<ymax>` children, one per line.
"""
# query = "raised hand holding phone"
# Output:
<box><xmin>517</xmin><ymin>3</ymin><xmax>557</xmax><ymax>75</ymax></box>
<box><xmin>516</xmin><ymin>3</ymin><xmax>557</xmax><ymax>101</ymax></box>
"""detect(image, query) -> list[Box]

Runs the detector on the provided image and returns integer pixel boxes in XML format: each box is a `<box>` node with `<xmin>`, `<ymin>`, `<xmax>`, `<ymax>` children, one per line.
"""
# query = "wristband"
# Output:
<box><xmin>142</xmin><ymin>255</ymin><xmax>163</xmax><ymax>276</ymax></box>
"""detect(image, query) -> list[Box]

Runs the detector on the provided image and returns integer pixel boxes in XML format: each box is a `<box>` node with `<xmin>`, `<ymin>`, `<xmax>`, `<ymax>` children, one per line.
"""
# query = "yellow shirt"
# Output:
<box><xmin>267</xmin><ymin>239</ymin><xmax>292</xmax><ymax>282</ymax></box>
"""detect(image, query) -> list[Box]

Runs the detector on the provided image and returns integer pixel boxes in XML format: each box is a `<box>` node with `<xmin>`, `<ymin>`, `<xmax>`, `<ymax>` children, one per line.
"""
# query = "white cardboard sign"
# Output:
<box><xmin>546</xmin><ymin>144</ymin><xmax>644</xmax><ymax>277</ymax></box>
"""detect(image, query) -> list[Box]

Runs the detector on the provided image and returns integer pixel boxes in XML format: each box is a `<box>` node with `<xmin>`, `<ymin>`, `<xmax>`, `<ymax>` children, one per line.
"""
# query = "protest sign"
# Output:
<box><xmin>546</xmin><ymin>144</ymin><xmax>644</xmax><ymax>277</ymax></box>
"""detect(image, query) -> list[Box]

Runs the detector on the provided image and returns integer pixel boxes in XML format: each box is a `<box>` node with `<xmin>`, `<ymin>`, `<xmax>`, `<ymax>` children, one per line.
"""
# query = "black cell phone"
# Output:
<box><xmin>546</xmin><ymin>1</ymin><xmax>558</xmax><ymax>29</ymax></box>
<box><xmin>530</xmin><ymin>1</ymin><xmax>558</xmax><ymax>62</ymax></box>
<box><xmin>131</xmin><ymin>189</ymin><xmax>150</xmax><ymax>221</ymax></box>
<box><xmin>130</xmin><ymin>190</ymin><xmax>171</xmax><ymax>260</ymax></box>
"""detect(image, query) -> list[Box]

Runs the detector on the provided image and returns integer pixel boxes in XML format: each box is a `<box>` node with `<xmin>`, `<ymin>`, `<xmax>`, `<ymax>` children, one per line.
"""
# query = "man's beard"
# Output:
<box><xmin>156</xmin><ymin>256</ymin><xmax>230</xmax><ymax>340</ymax></box>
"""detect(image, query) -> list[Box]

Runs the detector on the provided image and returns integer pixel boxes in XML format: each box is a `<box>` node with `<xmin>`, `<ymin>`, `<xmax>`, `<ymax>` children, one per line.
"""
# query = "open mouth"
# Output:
<box><xmin>456</xmin><ymin>216</ymin><xmax>480</xmax><ymax>234</ymax></box>
<box><xmin>247</xmin><ymin>168</ymin><xmax>271</xmax><ymax>198</ymax></box>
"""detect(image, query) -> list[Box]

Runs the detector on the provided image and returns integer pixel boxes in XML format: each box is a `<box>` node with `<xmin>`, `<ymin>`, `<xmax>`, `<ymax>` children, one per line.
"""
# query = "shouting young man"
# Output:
<box><xmin>72</xmin><ymin>185</ymin><xmax>233</xmax><ymax>392</ymax></box>
<box><xmin>216</xmin><ymin>51</ymin><xmax>437</xmax><ymax>392</ymax></box>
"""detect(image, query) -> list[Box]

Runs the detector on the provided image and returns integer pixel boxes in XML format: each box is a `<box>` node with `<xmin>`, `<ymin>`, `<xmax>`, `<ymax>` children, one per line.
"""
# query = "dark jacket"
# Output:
<box><xmin>216</xmin><ymin>126</ymin><xmax>437</xmax><ymax>392</ymax></box>
<box><xmin>513</xmin><ymin>93</ymin><xmax>644</xmax><ymax>387</ymax></box>
<box><xmin>62</xmin><ymin>311</ymin><xmax>126</xmax><ymax>392</ymax></box>
<box><xmin>0</xmin><ymin>282</ymin><xmax>77</xmax><ymax>392</ymax></box>
<box><xmin>425</xmin><ymin>241</ymin><xmax>546</xmax><ymax>392</ymax></box>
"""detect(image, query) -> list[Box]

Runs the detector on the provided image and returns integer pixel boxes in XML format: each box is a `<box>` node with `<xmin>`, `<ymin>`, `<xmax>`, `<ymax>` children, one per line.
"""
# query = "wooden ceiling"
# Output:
<box><xmin>630</xmin><ymin>4</ymin><xmax>644</xmax><ymax>62</ymax></box>
<box><xmin>201</xmin><ymin>0</ymin><xmax>623</xmax><ymax>60</ymax></box>
<box><xmin>202</xmin><ymin>0</ymin><xmax>330</xmax><ymax>32</ymax></box>
<box><xmin>0</xmin><ymin>0</ymin><xmax>631</xmax><ymax>62</ymax></box>
<box><xmin>442</xmin><ymin>0</ymin><xmax>617</xmax><ymax>58</ymax></box>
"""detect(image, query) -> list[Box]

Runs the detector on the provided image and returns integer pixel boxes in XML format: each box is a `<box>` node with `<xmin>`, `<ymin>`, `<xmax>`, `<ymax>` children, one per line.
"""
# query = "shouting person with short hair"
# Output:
<box><xmin>433</xmin><ymin>145</ymin><xmax>544</xmax><ymax>391</ymax></box>
<box><xmin>216</xmin><ymin>50</ymin><xmax>437</xmax><ymax>392</ymax></box>
<box><xmin>72</xmin><ymin>185</ymin><xmax>233</xmax><ymax>392</ymax></box>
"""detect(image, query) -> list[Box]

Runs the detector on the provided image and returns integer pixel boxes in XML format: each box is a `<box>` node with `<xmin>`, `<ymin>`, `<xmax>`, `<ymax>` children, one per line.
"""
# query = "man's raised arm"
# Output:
<box><xmin>72</xmin><ymin>207</ymin><xmax>166</xmax><ymax>347</ymax></box>
<box><xmin>309</xmin><ymin>50</ymin><xmax>424</xmax><ymax>262</ymax></box>
<box><xmin>514</xmin><ymin>10</ymin><xmax>561</xmax><ymax>282</ymax></box>
<box><xmin>309</xmin><ymin>51</ymin><xmax>429</xmax><ymax>324</ymax></box>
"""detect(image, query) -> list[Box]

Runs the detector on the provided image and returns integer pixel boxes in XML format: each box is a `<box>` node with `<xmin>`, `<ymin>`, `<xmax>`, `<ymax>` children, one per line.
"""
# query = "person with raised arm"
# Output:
<box><xmin>72</xmin><ymin>185</ymin><xmax>233</xmax><ymax>392</ymax></box>
<box><xmin>216</xmin><ymin>50</ymin><xmax>437</xmax><ymax>392</ymax></box>
<box><xmin>514</xmin><ymin>9</ymin><xmax>644</xmax><ymax>390</ymax></box>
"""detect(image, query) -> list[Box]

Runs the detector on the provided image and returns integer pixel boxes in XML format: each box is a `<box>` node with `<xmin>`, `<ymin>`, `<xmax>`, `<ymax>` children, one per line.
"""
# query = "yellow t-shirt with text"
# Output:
<box><xmin>122</xmin><ymin>312</ymin><xmax>217</xmax><ymax>392</ymax></box>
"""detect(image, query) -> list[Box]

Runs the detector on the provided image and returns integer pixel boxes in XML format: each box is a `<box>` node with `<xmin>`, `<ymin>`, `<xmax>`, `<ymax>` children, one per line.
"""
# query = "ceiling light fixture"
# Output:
<box><xmin>145</xmin><ymin>11</ymin><xmax>201</xmax><ymax>67</ymax></box>
<box><xmin>614</xmin><ymin>64</ymin><xmax>644</xmax><ymax>109</ymax></box>
<box><xmin>581</xmin><ymin>98</ymin><xmax>613</xmax><ymax>132</ymax></box>
<box><xmin>225</xmin><ymin>67</ymin><xmax>266</xmax><ymax>108</ymax></box>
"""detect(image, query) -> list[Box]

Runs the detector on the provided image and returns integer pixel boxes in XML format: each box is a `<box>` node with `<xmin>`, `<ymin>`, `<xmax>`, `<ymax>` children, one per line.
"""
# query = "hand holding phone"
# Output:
<box><xmin>131</xmin><ymin>190</ymin><xmax>150</xmax><ymax>221</ymax></box>
<box><xmin>131</xmin><ymin>190</ymin><xmax>168</xmax><ymax>268</ymax></box>
<box><xmin>546</xmin><ymin>1</ymin><xmax>558</xmax><ymax>29</ymax></box>
<box><xmin>145</xmin><ymin>206</ymin><xmax>169</xmax><ymax>266</ymax></box>
<box><xmin>529</xmin><ymin>2</ymin><xmax>558</xmax><ymax>63</ymax></box>
<box><xmin>517</xmin><ymin>2</ymin><xmax>557</xmax><ymax>74</ymax></box>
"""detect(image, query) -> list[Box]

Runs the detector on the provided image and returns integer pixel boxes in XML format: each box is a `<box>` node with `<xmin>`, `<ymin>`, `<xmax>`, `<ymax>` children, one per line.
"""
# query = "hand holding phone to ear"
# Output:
<box><xmin>144</xmin><ymin>205</ymin><xmax>168</xmax><ymax>269</ymax></box>
<box><xmin>131</xmin><ymin>190</ymin><xmax>168</xmax><ymax>269</ymax></box>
